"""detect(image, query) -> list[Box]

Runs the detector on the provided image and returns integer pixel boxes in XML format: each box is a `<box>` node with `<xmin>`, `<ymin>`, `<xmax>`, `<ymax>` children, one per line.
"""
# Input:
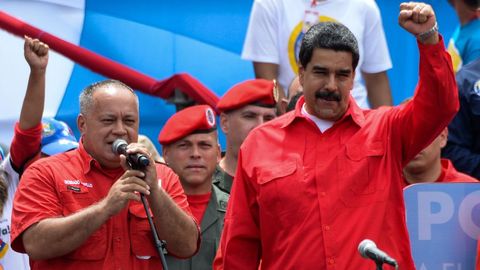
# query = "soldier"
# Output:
<box><xmin>159</xmin><ymin>105</ymin><xmax>229</xmax><ymax>269</ymax></box>
<box><xmin>214</xmin><ymin>79</ymin><xmax>277</xmax><ymax>193</ymax></box>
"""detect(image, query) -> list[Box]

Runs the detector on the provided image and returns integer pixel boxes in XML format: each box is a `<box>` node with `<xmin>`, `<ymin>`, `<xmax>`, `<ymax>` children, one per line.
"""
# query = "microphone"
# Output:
<box><xmin>112</xmin><ymin>139</ymin><xmax>150</xmax><ymax>170</ymax></box>
<box><xmin>358</xmin><ymin>239</ymin><xmax>398</xmax><ymax>268</ymax></box>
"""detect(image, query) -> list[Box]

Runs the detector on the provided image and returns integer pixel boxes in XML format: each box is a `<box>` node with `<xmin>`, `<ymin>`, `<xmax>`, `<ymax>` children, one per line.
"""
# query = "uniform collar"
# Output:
<box><xmin>280</xmin><ymin>95</ymin><xmax>366</xmax><ymax>128</ymax></box>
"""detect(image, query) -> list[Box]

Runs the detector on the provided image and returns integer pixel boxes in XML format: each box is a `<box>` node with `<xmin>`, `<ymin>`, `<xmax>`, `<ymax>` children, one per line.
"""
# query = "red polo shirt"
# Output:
<box><xmin>403</xmin><ymin>159</ymin><xmax>478</xmax><ymax>187</ymax></box>
<box><xmin>216</xmin><ymin>38</ymin><xmax>458</xmax><ymax>270</ymax></box>
<box><xmin>11</xmin><ymin>140</ymin><xmax>197</xmax><ymax>270</ymax></box>
<box><xmin>437</xmin><ymin>159</ymin><xmax>478</xmax><ymax>183</ymax></box>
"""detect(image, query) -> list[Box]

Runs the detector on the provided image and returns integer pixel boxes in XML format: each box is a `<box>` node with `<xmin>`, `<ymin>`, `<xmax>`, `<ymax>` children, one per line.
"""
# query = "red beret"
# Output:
<box><xmin>216</xmin><ymin>79</ymin><xmax>278</xmax><ymax>113</ymax></box>
<box><xmin>158</xmin><ymin>105</ymin><xmax>217</xmax><ymax>145</ymax></box>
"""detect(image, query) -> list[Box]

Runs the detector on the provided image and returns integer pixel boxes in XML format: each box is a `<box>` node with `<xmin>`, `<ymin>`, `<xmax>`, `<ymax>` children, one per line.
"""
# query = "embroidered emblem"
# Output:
<box><xmin>206</xmin><ymin>108</ymin><xmax>216</xmax><ymax>127</ymax></box>
<box><xmin>67</xmin><ymin>185</ymin><xmax>81</xmax><ymax>193</ymax></box>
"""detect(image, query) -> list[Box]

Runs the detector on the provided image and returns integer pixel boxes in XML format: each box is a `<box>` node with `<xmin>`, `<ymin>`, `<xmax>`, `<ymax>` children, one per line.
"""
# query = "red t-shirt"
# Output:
<box><xmin>215</xmin><ymin>38</ymin><xmax>458</xmax><ymax>270</ymax></box>
<box><xmin>187</xmin><ymin>193</ymin><xmax>212</xmax><ymax>223</ymax></box>
<box><xmin>11</xmin><ymin>141</ymin><xmax>197</xmax><ymax>270</ymax></box>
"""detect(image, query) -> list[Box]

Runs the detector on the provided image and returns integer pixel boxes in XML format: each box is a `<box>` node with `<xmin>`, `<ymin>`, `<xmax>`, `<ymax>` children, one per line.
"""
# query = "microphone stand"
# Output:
<box><xmin>131</xmin><ymin>161</ymin><xmax>169</xmax><ymax>270</ymax></box>
<box><xmin>140</xmin><ymin>194</ymin><xmax>168</xmax><ymax>270</ymax></box>
<box><xmin>375</xmin><ymin>261</ymin><xmax>399</xmax><ymax>270</ymax></box>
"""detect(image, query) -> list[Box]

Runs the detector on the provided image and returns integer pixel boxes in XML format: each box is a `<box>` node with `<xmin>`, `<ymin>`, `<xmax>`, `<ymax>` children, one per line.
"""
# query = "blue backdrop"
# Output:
<box><xmin>54</xmin><ymin>0</ymin><xmax>458</xmax><ymax>150</ymax></box>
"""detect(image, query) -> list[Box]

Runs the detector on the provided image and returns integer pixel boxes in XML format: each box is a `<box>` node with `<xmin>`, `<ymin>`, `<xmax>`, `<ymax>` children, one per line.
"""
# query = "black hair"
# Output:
<box><xmin>299</xmin><ymin>22</ymin><xmax>359</xmax><ymax>70</ymax></box>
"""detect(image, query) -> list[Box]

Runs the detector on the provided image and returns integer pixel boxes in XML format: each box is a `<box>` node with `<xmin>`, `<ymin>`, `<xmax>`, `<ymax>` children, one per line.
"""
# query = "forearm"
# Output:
<box><xmin>148</xmin><ymin>187</ymin><xmax>199</xmax><ymax>257</ymax></box>
<box><xmin>19</xmin><ymin>69</ymin><xmax>46</xmax><ymax>130</ymax></box>
<box><xmin>363</xmin><ymin>71</ymin><xmax>393</xmax><ymax>108</ymax></box>
<box><xmin>415</xmin><ymin>36</ymin><xmax>458</xmax><ymax>119</ymax></box>
<box><xmin>399</xmin><ymin>36</ymin><xmax>459</xmax><ymax>163</ymax></box>
<box><xmin>22</xmin><ymin>199</ymin><xmax>110</xmax><ymax>260</ymax></box>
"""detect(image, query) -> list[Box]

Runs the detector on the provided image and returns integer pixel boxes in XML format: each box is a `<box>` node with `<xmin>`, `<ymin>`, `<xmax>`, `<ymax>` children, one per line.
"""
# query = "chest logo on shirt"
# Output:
<box><xmin>288</xmin><ymin>15</ymin><xmax>337</xmax><ymax>75</ymax></box>
<box><xmin>64</xmin><ymin>179</ymin><xmax>93</xmax><ymax>188</ymax></box>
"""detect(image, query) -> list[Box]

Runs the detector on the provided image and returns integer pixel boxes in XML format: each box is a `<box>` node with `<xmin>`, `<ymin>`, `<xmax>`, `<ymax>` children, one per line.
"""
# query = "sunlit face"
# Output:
<box><xmin>299</xmin><ymin>48</ymin><xmax>355</xmax><ymax>121</ymax></box>
<box><xmin>220</xmin><ymin>105</ymin><xmax>276</xmax><ymax>156</ymax></box>
<box><xmin>77</xmin><ymin>85</ymin><xmax>139</xmax><ymax>169</ymax></box>
<box><xmin>404</xmin><ymin>128</ymin><xmax>448</xmax><ymax>176</ymax></box>
<box><xmin>163</xmin><ymin>132</ymin><xmax>220</xmax><ymax>191</ymax></box>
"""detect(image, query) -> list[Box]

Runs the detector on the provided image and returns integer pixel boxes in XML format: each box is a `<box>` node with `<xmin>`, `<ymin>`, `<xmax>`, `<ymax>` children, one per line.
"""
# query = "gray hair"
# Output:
<box><xmin>79</xmin><ymin>79</ymin><xmax>139</xmax><ymax>115</ymax></box>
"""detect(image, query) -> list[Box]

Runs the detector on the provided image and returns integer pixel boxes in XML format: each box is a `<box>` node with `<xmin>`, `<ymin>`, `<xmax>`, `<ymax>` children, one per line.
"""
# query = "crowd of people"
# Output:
<box><xmin>0</xmin><ymin>1</ymin><xmax>478</xmax><ymax>270</ymax></box>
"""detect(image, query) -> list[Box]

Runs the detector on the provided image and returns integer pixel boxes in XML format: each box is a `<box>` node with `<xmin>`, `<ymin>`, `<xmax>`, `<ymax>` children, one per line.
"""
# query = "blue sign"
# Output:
<box><xmin>404</xmin><ymin>183</ymin><xmax>480</xmax><ymax>270</ymax></box>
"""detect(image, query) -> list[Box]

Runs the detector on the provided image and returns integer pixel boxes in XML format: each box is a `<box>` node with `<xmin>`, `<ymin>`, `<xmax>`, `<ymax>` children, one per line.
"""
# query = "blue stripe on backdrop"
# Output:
<box><xmin>55</xmin><ymin>0</ymin><xmax>458</xmax><ymax>151</ymax></box>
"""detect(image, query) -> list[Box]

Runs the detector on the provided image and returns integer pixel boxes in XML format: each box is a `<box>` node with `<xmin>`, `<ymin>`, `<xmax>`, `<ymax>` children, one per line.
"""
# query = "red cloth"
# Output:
<box><xmin>477</xmin><ymin>239</ymin><xmax>480</xmax><ymax>270</ymax></box>
<box><xmin>437</xmin><ymin>159</ymin><xmax>478</xmax><ymax>183</ymax></box>
<box><xmin>11</xmin><ymin>141</ymin><xmax>196</xmax><ymax>270</ymax></box>
<box><xmin>9</xmin><ymin>123</ymin><xmax>42</xmax><ymax>169</ymax></box>
<box><xmin>0</xmin><ymin>11</ymin><xmax>219</xmax><ymax>108</ymax></box>
<box><xmin>187</xmin><ymin>193</ymin><xmax>212</xmax><ymax>223</ymax></box>
<box><xmin>215</xmin><ymin>39</ymin><xmax>458</xmax><ymax>270</ymax></box>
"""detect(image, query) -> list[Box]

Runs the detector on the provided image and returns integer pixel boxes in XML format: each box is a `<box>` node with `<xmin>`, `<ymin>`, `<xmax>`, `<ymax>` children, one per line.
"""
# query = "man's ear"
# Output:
<box><xmin>216</xmin><ymin>143</ymin><xmax>221</xmax><ymax>163</ymax></box>
<box><xmin>439</xmin><ymin>128</ymin><xmax>448</xmax><ymax>148</ymax></box>
<box><xmin>77</xmin><ymin>114</ymin><xmax>86</xmax><ymax>135</ymax></box>
<box><xmin>219</xmin><ymin>113</ymin><xmax>229</xmax><ymax>134</ymax></box>
<box><xmin>162</xmin><ymin>146</ymin><xmax>170</xmax><ymax>165</ymax></box>
<box><xmin>298</xmin><ymin>66</ymin><xmax>305</xmax><ymax>87</ymax></box>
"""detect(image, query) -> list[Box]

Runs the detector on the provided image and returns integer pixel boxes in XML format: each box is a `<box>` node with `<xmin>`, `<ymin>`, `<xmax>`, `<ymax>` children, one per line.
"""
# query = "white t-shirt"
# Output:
<box><xmin>0</xmin><ymin>156</ymin><xmax>30</xmax><ymax>270</ymax></box>
<box><xmin>242</xmin><ymin>0</ymin><xmax>392</xmax><ymax>108</ymax></box>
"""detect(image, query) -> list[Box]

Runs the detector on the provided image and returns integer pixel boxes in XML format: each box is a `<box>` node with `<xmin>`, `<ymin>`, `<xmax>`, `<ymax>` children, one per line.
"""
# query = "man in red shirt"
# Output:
<box><xmin>159</xmin><ymin>105</ymin><xmax>229</xmax><ymax>269</ymax></box>
<box><xmin>11</xmin><ymin>80</ymin><xmax>200</xmax><ymax>270</ymax></box>
<box><xmin>214</xmin><ymin>79</ymin><xmax>277</xmax><ymax>193</ymax></box>
<box><xmin>403</xmin><ymin>126</ymin><xmax>478</xmax><ymax>185</ymax></box>
<box><xmin>215</xmin><ymin>2</ymin><xmax>458</xmax><ymax>270</ymax></box>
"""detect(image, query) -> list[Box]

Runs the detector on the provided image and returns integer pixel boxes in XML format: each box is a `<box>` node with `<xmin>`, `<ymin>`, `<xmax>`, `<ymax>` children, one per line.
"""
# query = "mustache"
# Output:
<box><xmin>315</xmin><ymin>90</ymin><xmax>341</xmax><ymax>102</ymax></box>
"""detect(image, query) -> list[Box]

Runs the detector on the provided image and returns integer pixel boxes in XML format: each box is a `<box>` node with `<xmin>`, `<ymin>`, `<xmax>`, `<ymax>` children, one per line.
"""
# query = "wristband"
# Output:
<box><xmin>416</xmin><ymin>22</ymin><xmax>438</xmax><ymax>42</ymax></box>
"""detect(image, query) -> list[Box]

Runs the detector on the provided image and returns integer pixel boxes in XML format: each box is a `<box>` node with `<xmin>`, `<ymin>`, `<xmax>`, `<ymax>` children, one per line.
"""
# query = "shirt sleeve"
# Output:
<box><xmin>442</xmin><ymin>72</ymin><xmax>480</xmax><ymax>179</ymax></box>
<box><xmin>10</xmin><ymin>122</ymin><xmax>42</xmax><ymax>170</ymax></box>
<box><xmin>10</xmin><ymin>161</ymin><xmax>63</xmax><ymax>252</ymax></box>
<box><xmin>241</xmin><ymin>0</ymin><xmax>280</xmax><ymax>64</ymax></box>
<box><xmin>216</xmin><ymin>149</ymin><xmax>261</xmax><ymax>269</ymax></box>
<box><xmin>159</xmin><ymin>164</ymin><xmax>192</xmax><ymax>215</ymax></box>
<box><xmin>392</xmin><ymin>36</ymin><xmax>459</xmax><ymax>166</ymax></box>
<box><xmin>360</xmin><ymin>0</ymin><xmax>392</xmax><ymax>73</ymax></box>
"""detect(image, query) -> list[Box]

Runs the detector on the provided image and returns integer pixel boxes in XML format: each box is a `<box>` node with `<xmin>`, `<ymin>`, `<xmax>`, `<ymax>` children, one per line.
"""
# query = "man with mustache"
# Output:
<box><xmin>10</xmin><ymin>80</ymin><xmax>199</xmax><ymax>270</ymax></box>
<box><xmin>215</xmin><ymin>2</ymin><xmax>458</xmax><ymax>269</ymax></box>
<box><xmin>159</xmin><ymin>105</ymin><xmax>229</xmax><ymax>270</ymax></box>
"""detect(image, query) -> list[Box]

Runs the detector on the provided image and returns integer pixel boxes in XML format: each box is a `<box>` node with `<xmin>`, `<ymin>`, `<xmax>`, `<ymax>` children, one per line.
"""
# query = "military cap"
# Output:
<box><xmin>216</xmin><ymin>79</ymin><xmax>278</xmax><ymax>113</ymax></box>
<box><xmin>158</xmin><ymin>105</ymin><xmax>216</xmax><ymax>145</ymax></box>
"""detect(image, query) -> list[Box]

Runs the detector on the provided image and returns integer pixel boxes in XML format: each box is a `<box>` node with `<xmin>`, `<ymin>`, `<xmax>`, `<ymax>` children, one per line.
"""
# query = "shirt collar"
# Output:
<box><xmin>280</xmin><ymin>95</ymin><xmax>366</xmax><ymax>128</ymax></box>
<box><xmin>77</xmin><ymin>137</ymin><xmax>96</xmax><ymax>175</ymax></box>
<box><xmin>77</xmin><ymin>137</ymin><xmax>124</xmax><ymax>176</ymax></box>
